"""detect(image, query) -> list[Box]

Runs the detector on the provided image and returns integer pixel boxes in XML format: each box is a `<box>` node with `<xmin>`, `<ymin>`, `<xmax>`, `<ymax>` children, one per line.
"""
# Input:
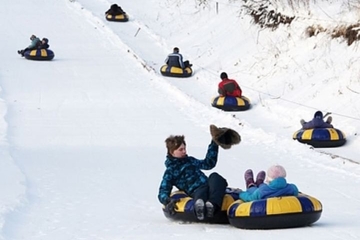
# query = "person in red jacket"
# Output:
<box><xmin>218</xmin><ymin>72</ymin><xmax>242</xmax><ymax>97</ymax></box>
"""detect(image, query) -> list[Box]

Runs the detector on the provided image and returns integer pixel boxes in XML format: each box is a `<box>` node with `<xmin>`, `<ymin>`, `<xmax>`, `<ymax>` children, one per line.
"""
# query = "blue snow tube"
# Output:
<box><xmin>162</xmin><ymin>188</ymin><xmax>240</xmax><ymax>224</ymax></box>
<box><xmin>293</xmin><ymin>128</ymin><xmax>346</xmax><ymax>148</ymax></box>
<box><xmin>228</xmin><ymin>193</ymin><xmax>322</xmax><ymax>229</ymax></box>
<box><xmin>211</xmin><ymin>96</ymin><xmax>251</xmax><ymax>111</ymax></box>
<box><xmin>24</xmin><ymin>49</ymin><xmax>55</xmax><ymax>61</ymax></box>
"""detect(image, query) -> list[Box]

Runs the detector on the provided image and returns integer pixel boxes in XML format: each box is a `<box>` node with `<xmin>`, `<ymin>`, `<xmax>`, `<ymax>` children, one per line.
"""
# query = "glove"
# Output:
<box><xmin>210</xmin><ymin>124</ymin><xmax>241</xmax><ymax>149</ymax></box>
<box><xmin>165</xmin><ymin>199</ymin><xmax>179</xmax><ymax>216</ymax></box>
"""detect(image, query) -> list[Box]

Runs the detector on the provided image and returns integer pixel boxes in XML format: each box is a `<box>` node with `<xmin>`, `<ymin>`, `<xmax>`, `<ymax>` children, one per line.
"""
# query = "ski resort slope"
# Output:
<box><xmin>0</xmin><ymin>0</ymin><xmax>359</xmax><ymax>239</ymax></box>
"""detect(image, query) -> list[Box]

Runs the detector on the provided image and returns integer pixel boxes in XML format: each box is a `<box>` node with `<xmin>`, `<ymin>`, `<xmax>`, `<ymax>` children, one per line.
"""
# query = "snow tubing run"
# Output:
<box><xmin>227</xmin><ymin>193</ymin><xmax>322</xmax><ymax>229</ymax></box>
<box><xmin>211</xmin><ymin>96</ymin><xmax>251</xmax><ymax>111</ymax></box>
<box><xmin>162</xmin><ymin>188</ymin><xmax>239</xmax><ymax>224</ymax></box>
<box><xmin>24</xmin><ymin>49</ymin><xmax>55</xmax><ymax>61</ymax></box>
<box><xmin>293</xmin><ymin>128</ymin><xmax>346</xmax><ymax>148</ymax></box>
<box><xmin>105</xmin><ymin>13</ymin><xmax>129</xmax><ymax>22</ymax></box>
<box><xmin>160</xmin><ymin>65</ymin><xmax>192</xmax><ymax>78</ymax></box>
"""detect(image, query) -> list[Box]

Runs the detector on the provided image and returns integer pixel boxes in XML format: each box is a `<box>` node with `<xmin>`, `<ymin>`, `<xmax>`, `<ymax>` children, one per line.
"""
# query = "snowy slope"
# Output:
<box><xmin>0</xmin><ymin>0</ymin><xmax>360</xmax><ymax>239</ymax></box>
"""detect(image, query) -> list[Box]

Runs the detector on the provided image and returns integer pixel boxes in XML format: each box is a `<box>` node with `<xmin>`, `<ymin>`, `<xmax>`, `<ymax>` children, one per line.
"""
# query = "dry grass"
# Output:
<box><xmin>306</xmin><ymin>24</ymin><xmax>360</xmax><ymax>45</ymax></box>
<box><xmin>305</xmin><ymin>25</ymin><xmax>326</xmax><ymax>38</ymax></box>
<box><xmin>243</xmin><ymin>2</ymin><xmax>295</xmax><ymax>30</ymax></box>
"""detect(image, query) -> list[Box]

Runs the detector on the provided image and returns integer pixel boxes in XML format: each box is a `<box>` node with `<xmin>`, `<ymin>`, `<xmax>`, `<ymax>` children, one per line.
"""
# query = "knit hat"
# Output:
<box><xmin>220</xmin><ymin>72</ymin><xmax>228</xmax><ymax>79</ymax></box>
<box><xmin>173</xmin><ymin>47</ymin><xmax>179</xmax><ymax>53</ymax></box>
<box><xmin>266</xmin><ymin>165</ymin><xmax>286</xmax><ymax>182</ymax></box>
<box><xmin>314</xmin><ymin>111</ymin><xmax>323</xmax><ymax>119</ymax></box>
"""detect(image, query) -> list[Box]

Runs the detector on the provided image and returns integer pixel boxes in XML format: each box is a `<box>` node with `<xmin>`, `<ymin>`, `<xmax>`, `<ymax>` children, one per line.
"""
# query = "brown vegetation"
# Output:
<box><xmin>250</xmin><ymin>9</ymin><xmax>295</xmax><ymax>29</ymax></box>
<box><xmin>306</xmin><ymin>24</ymin><xmax>360</xmax><ymax>45</ymax></box>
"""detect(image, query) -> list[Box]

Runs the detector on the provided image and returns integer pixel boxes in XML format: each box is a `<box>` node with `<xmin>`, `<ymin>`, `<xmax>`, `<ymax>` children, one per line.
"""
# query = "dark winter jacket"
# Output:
<box><xmin>158</xmin><ymin>141</ymin><xmax>219</xmax><ymax>205</ymax></box>
<box><xmin>239</xmin><ymin>177</ymin><xmax>299</xmax><ymax>202</ymax></box>
<box><xmin>302</xmin><ymin>118</ymin><xmax>333</xmax><ymax>129</ymax></box>
<box><xmin>105</xmin><ymin>4</ymin><xmax>125</xmax><ymax>15</ymax></box>
<box><xmin>38</xmin><ymin>43</ymin><xmax>49</xmax><ymax>49</ymax></box>
<box><xmin>165</xmin><ymin>53</ymin><xmax>185</xmax><ymax>69</ymax></box>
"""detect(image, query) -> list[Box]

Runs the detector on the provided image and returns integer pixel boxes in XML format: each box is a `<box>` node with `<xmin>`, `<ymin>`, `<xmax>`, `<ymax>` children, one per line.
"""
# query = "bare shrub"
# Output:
<box><xmin>330</xmin><ymin>24</ymin><xmax>360</xmax><ymax>45</ymax></box>
<box><xmin>305</xmin><ymin>25</ymin><xmax>326</xmax><ymax>37</ymax></box>
<box><xmin>243</xmin><ymin>0</ymin><xmax>294</xmax><ymax>29</ymax></box>
<box><xmin>345</xmin><ymin>24</ymin><xmax>360</xmax><ymax>45</ymax></box>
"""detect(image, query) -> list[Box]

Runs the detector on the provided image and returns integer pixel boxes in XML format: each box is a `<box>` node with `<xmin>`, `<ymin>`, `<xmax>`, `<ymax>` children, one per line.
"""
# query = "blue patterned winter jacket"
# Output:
<box><xmin>158</xmin><ymin>141</ymin><xmax>219</xmax><ymax>205</ymax></box>
<box><xmin>239</xmin><ymin>177</ymin><xmax>299</xmax><ymax>202</ymax></box>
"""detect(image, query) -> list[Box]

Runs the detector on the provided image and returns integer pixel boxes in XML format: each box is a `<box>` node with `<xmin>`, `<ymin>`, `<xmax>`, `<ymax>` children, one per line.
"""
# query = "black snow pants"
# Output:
<box><xmin>190</xmin><ymin>172</ymin><xmax>228</xmax><ymax>210</ymax></box>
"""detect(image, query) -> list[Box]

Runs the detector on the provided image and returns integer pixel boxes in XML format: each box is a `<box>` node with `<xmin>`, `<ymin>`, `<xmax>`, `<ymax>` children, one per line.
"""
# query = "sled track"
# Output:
<box><xmin>64</xmin><ymin>0</ymin><xmax>253</xmax><ymax>131</ymax></box>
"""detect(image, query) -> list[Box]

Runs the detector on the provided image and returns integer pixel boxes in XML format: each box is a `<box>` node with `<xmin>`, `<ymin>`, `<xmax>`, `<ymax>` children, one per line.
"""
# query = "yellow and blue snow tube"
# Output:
<box><xmin>227</xmin><ymin>193</ymin><xmax>322</xmax><ymax>229</ymax></box>
<box><xmin>24</xmin><ymin>49</ymin><xmax>54</xmax><ymax>61</ymax></box>
<box><xmin>211</xmin><ymin>96</ymin><xmax>251</xmax><ymax>111</ymax></box>
<box><xmin>293</xmin><ymin>128</ymin><xmax>346</xmax><ymax>148</ymax></box>
<box><xmin>160</xmin><ymin>65</ymin><xmax>192</xmax><ymax>78</ymax></box>
<box><xmin>162</xmin><ymin>188</ymin><xmax>240</xmax><ymax>224</ymax></box>
<box><xmin>105</xmin><ymin>13</ymin><xmax>129</xmax><ymax>22</ymax></box>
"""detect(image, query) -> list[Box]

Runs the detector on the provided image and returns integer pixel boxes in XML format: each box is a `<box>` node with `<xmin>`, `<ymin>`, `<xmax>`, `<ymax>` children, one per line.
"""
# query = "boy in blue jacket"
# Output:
<box><xmin>158</xmin><ymin>125</ymin><xmax>240</xmax><ymax>220</ymax></box>
<box><xmin>239</xmin><ymin>165</ymin><xmax>299</xmax><ymax>202</ymax></box>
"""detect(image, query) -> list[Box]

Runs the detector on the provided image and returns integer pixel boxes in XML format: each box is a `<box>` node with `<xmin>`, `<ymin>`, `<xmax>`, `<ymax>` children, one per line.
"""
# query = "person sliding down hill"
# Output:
<box><xmin>158</xmin><ymin>125</ymin><xmax>240</xmax><ymax>221</ymax></box>
<box><xmin>38</xmin><ymin>38</ymin><xmax>50</xmax><ymax>49</ymax></box>
<box><xmin>105</xmin><ymin>4</ymin><xmax>125</xmax><ymax>15</ymax></box>
<box><xmin>218</xmin><ymin>72</ymin><xmax>242</xmax><ymax>97</ymax></box>
<box><xmin>164</xmin><ymin>47</ymin><xmax>192</xmax><ymax>69</ymax></box>
<box><xmin>17</xmin><ymin>34</ymin><xmax>40</xmax><ymax>57</ymax></box>
<box><xmin>300</xmin><ymin>111</ymin><xmax>333</xmax><ymax>129</ymax></box>
<box><xmin>238</xmin><ymin>165</ymin><xmax>299</xmax><ymax>202</ymax></box>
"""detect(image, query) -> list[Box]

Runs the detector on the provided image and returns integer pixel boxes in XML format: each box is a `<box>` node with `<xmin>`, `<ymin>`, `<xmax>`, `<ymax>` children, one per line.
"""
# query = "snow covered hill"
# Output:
<box><xmin>0</xmin><ymin>0</ymin><xmax>359</xmax><ymax>239</ymax></box>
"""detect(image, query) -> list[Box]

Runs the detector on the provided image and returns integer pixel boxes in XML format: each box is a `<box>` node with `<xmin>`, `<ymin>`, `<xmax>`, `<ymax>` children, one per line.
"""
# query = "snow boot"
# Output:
<box><xmin>245</xmin><ymin>169</ymin><xmax>255</xmax><ymax>189</ymax></box>
<box><xmin>255</xmin><ymin>171</ymin><xmax>266</xmax><ymax>186</ymax></box>
<box><xmin>205</xmin><ymin>201</ymin><xmax>214</xmax><ymax>218</ymax></box>
<box><xmin>194</xmin><ymin>199</ymin><xmax>205</xmax><ymax>220</ymax></box>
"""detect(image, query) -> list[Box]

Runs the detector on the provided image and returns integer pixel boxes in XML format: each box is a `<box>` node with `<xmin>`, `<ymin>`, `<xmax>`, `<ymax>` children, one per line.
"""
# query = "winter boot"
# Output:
<box><xmin>326</xmin><ymin>116</ymin><xmax>332</xmax><ymax>124</ymax></box>
<box><xmin>244</xmin><ymin>169</ymin><xmax>255</xmax><ymax>189</ymax></box>
<box><xmin>194</xmin><ymin>199</ymin><xmax>205</xmax><ymax>220</ymax></box>
<box><xmin>300</xmin><ymin>119</ymin><xmax>305</xmax><ymax>126</ymax></box>
<box><xmin>205</xmin><ymin>201</ymin><xmax>214</xmax><ymax>218</ymax></box>
<box><xmin>255</xmin><ymin>171</ymin><xmax>266</xmax><ymax>186</ymax></box>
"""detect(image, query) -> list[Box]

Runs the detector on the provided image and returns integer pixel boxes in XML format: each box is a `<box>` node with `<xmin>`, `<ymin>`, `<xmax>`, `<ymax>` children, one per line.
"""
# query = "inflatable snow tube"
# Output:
<box><xmin>24</xmin><ymin>49</ymin><xmax>54</xmax><ymax>61</ymax></box>
<box><xmin>227</xmin><ymin>193</ymin><xmax>322</xmax><ymax>229</ymax></box>
<box><xmin>211</xmin><ymin>96</ymin><xmax>251</xmax><ymax>111</ymax></box>
<box><xmin>160</xmin><ymin>65</ymin><xmax>192</xmax><ymax>78</ymax></box>
<box><xmin>293</xmin><ymin>128</ymin><xmax>346</xmax><ymax>148</ymax></box>
<box><xmin>105</xmin><ymin>13</ymin><xmax>129</xmax><ymax>22</ymax></box>
<box><xmin>162</xmin><ymin>188</ymin><xmax>240</xmax><ymax>224</ymax></box>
